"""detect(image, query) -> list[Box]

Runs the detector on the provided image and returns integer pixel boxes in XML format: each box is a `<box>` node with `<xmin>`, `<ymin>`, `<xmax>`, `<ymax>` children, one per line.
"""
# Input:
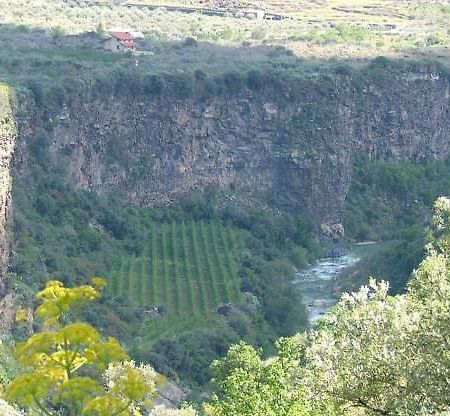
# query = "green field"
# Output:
<box><xmin>108</xmin><ymin>221</ymin><xmax>243</xmax><ymax>318</ymax></box>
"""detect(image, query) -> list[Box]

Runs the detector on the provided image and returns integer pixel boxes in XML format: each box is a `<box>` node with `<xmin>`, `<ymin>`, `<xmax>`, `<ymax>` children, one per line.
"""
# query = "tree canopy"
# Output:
<box><xmin>305</xmin><ymin>198</ymin><xmax>450</xmax><ymax>414</ymax></box>
<box><xmin>206</xmin><ymin>197</ymin><xmax>450</xmax><ymax>415</ymax></box>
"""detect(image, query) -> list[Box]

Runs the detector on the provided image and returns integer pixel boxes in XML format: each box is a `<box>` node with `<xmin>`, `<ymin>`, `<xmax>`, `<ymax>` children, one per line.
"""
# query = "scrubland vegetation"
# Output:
<box><xmin>1</xmin><ymin>0</ymin><xmax>450</xmax><ymax>59</ymax></box>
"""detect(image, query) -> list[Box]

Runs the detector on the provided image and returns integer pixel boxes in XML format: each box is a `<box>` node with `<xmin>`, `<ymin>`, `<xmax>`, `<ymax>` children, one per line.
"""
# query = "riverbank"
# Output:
<box><xmin>293</xmin><ymin>242</ymin><xmax>389</xmax><ymax>325</ymax></box>
<box><xmin>293</xmin><ymin>253</ymin><xmax>361</xmax><ymax>325</ymax></box>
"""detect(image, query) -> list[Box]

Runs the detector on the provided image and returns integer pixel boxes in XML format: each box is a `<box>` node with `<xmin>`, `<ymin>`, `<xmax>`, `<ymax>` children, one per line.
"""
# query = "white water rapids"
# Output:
<box><xmin>293</xmin><ymin>253</ymin><xmax>361</xmax><ymax>325</ymax></box>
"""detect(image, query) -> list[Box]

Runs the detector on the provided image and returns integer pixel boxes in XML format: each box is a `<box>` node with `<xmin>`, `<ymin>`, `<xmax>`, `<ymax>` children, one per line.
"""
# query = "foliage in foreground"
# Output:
<box><xmin>6</xmin><ymin>197</ymin><xmax>450</xmax><ymax>415</ymax></box>
<box><xmin>205</xmin><ymin>338</ymin><xmax>336</xmax><ymax>416</ymax></box>
<box><xmin>206</xmin><ymin>197</ymin><xmax>450</xmax><ymax>415</ymax></box>
<box><xmin>6</xmin><ymin>278</ymin><xmax>156</xmax><ymax>416</ymax></box>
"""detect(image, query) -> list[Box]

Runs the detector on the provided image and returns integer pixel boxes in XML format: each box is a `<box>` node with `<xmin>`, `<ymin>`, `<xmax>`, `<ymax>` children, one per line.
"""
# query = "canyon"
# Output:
<box><xmin>2</xmin><ymin>64</ymin><xmax>450</xmax><ymax>287</ymax></box>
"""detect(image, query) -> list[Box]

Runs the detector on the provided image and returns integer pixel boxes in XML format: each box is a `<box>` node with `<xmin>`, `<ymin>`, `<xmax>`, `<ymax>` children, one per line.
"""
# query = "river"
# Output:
<box><xmin>293</xmin><ymin>252</ymin><xmax>361</xmax><ymax>325</ymax></box>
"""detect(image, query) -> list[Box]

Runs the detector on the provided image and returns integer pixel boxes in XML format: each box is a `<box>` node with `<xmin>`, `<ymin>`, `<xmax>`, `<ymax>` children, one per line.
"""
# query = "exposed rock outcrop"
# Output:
<box><xmin>0</xmin><ymin>85</ymin><xmax>16</xmax><ymax>294</ymax></box>
<box><xmin>12</xmin><ymin>67</ymin><xmax>450</xmax><ymax>243</ymax></box>
<box><xmin>153</xmin><ymin>380</ymin><xmax>186</xmax><ymax>409</ymax></box>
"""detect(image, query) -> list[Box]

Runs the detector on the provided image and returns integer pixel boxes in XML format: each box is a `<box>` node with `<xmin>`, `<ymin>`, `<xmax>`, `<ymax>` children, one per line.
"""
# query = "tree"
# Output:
<box><xmin>404</xmin><ymin>198</ymin><xmax>450</xmax><ymax>413</ymax></box>
<box><xmin>6</xmin><ymin>279</ymin><xmax>156</xmax><ymax>416</ymax></box>
<box><xmin>305</xmin><ymin>197</ymin><xmax>450</xmax><ymax>415</ymax></box>
<box><xmin>207</xmin><ymin>197</ymin><xmax>450</xmax><ymax>415</ymax></box>
<box><xmin>305</xmin><ymin>280</ymin><xmax>413</xmax><ymax>415</ymax></box>
<box><xmin>204</xmin><ymin>339</ymin><xmax>336</xmax><ymax>416</ymax></box>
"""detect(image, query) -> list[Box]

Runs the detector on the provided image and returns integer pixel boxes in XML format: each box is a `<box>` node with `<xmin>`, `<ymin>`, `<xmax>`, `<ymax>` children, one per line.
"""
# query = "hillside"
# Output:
<box><xmin>1</xmin><ymin>26</ymin><xmax>450</xmax><ymax>371</ymax></box>
<box><xmin>1</xmin><ymin>0</ymin><xmax>450</xmax><ymax>60</ymax></box>
<box><xmin>2</xmin><ymin>0</ymin><xmax>450</xmax><ymax>399</ymax></box>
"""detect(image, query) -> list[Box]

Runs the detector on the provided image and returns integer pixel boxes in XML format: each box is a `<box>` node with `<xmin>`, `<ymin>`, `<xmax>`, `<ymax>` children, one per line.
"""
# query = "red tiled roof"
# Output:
<box><xmin>119</xmin><ymin>40</ymin><xmax>139</xmax><ymax>48</ymax></box>
<box><xmin>110</xmin><ymin>32</ymin><xmax>135</xmax><ymax>41</ymax></box>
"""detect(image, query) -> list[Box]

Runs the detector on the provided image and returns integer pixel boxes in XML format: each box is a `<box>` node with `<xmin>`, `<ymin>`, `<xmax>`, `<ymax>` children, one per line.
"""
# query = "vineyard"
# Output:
<box><xmin>108</xmin><ymin>221</ymin><xmax>243</xmax><ymax>319</ymax></box>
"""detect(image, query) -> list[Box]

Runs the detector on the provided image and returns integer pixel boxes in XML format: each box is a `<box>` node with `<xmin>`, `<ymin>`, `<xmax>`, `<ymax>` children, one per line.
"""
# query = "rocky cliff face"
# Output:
<box><xmin>13</xmin><ymin>68</ymin><xmax>450</xmax><ymax>240</ymax></box>
<box><xmin>0</xmin><ymin>85</ymin><xmax>16</xmax><ymax>294</ymax></box>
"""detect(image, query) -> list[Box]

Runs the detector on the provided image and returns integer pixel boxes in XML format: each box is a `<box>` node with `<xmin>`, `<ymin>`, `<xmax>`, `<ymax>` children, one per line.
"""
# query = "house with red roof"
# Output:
<box><xmin>103</xmin><ymin>31</ymin><xmax>140</xmax><ymax>53</ymax></box>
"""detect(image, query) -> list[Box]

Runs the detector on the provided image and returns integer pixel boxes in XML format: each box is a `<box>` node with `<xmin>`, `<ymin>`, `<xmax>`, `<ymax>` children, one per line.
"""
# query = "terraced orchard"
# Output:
<box><xmin>108</xmin><ymin>221</ymin><xmax>243</xmax><ymax>318</ymax></box>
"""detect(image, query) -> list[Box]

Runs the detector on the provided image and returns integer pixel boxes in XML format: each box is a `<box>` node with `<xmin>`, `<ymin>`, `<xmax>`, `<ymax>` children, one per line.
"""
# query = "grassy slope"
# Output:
<box><xmin>0</xmin><ymin>0</ymin><xmax>449</xmax><ymax>61</ymax></box>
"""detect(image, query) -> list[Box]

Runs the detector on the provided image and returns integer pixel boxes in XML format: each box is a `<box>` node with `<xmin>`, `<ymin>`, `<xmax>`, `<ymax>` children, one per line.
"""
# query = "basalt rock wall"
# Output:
<box><xmin>12</xmin><ymin>68</ymin><xmax>450</xmax><ymax>240</ymax></box>
<box><xmin>0</xmin><ymin>85</ymin><xmax>16</xmax><ymax>293</ymax></box>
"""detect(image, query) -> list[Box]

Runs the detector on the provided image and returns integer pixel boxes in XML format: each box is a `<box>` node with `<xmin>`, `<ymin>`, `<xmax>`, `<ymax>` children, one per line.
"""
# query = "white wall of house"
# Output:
<box><xmin>104</xmin><ymin>37</ymin><xmax>126</xmax><ymax>53</ymax></box>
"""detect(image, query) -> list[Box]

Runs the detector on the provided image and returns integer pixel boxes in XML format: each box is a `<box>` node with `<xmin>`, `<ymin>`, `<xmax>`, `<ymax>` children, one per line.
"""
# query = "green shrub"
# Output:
<box><xmin>221</xmin><ymin>71</ymin><xmax>243</xmax><ymax>93</ymax></box>
<box><xmin>143</xmin><ymin>74</ymin><xmax>165</xmax><ymax>95</ymax></box>
<box><xmin>194</xmin><ymin>69</ymin><xmax>207</xmax><ymax>81</ymax></box>
<box><xmin>246</xmin><ymin>69</ymin><xmax>264</xmax><ymax>90</ymax></box>
<box><xmin>172</xmin><ymin>74</ymin><xmax>194</xmax><ymax>98</ymax></box>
